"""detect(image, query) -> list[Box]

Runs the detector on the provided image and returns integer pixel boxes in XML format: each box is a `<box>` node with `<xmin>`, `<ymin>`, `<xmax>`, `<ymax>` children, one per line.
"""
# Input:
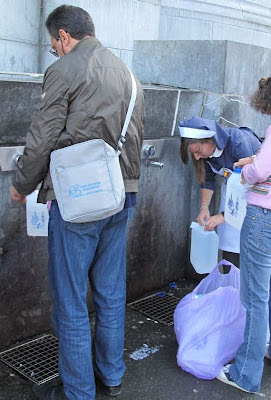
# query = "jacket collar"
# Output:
<box><xmin>70</xmin><ymin>37</ymin><xmax>102</xmax><ymax>53</ymax></box>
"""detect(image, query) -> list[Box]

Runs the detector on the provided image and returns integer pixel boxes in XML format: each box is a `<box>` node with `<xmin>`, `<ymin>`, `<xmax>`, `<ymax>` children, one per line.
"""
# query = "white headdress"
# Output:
<box><xmin>179</xmin><ymin>127</ymin><xmax>216</xmax><ymax>139</ymax></box>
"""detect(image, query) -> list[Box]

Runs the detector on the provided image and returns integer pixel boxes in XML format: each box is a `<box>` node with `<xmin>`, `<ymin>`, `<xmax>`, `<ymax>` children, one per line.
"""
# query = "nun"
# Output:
<box><xmin>179</xmin><ymin>115</ymin><xmax>261</xmax><ymax>266</ymax></box>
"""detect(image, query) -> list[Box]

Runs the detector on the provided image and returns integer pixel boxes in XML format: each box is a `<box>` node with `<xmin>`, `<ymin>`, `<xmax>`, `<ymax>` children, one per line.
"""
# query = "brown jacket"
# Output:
<box><xmin>13</xmin><ymin>37</ymin><xmax>144</xmax><ymax>203</ymax></box>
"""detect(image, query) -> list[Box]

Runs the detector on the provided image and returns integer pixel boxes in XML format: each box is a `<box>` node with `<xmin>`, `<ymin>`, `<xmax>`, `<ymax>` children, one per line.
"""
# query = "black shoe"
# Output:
<box><xmin>102</xmin><ymin>383</ymin><xmax>122</xmax><ymax>397</ymax></box>
<box><xmin>33</xmin><ymin>383</ymin><xmax>68</xmax><ymax>400</ymax></box>
<box><xmin>94</xmin><ymin>374</ymin><xmax>122</xmax><ymax>397</ymax></box>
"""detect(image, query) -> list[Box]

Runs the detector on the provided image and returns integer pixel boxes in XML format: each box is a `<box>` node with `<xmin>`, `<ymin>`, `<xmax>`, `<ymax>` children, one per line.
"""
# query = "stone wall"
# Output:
<box><xmin>0</xmin><ymin>77</ymin><xmax>199</xmax><ymax>348</ymax></box>
<box><xmin>0</xmin><ymin>0</ymin><xmax>40</xmax><ymax>72</ymax></box>
<box><xmin>133</xmin><ymin>40</ymin><xmax>271</xmax><ymax>138</ymax></box>
<box><xmin>1</xmin><ymin>39</ymin><xmax>270</xmax><ymax>349</ymax></box>
<box><xmin>159</xmin><ymin>0</ymin><xmax>271</xmax><ymax>49</ymax></box>
<box><xmin>2</xmin><ymin>0</ymin><xmax>271</xmax><ymax>73</ymax></box>
<box><xmin>40</xmin><ymin>0</ymin><xmax>271</xmax><ymax>71</ymax></box>
<box><xmin>1</xmin><ymin>60</ymin><xmax>269</xmax><ymax>347</ymax></box>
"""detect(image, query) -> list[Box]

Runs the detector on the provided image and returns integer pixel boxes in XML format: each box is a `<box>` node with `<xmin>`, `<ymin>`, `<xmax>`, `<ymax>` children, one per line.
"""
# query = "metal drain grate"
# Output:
<box><xmin>0</xmin><ymin>334</ymin><xmax>59</xmax><ymax>385</ymax></box>
<box><xmin>127</xmin><ymin>292</ymin><xmax>180</xmax><ymax>326</ymax></box>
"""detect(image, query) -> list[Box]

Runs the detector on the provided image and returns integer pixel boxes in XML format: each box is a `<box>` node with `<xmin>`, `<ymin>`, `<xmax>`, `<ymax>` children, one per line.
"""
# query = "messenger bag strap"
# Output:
<box><xmin>117</xmin><ymin>68</ymin><xmax>137</xmax><ymax>153</ymax></box>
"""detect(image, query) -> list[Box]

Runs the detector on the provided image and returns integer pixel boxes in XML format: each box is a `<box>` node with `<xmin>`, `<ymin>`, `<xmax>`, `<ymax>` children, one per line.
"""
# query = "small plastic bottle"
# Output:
<box><xmin>190</xmin><ymin>222</ymin><xmax>219</xmax><ymax>274</ymax></box>
<box><xmin>225</xmin><ymin>167</ymin><xmax>247</xmax><ymax>231</ymax></box>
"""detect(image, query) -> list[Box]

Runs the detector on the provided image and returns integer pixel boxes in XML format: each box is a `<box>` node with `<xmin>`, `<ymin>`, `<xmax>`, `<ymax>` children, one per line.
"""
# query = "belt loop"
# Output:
<box><xmin>263</xmin><ymin>208</ymin><xmax>268</xmax><ymax>214</ymax></box>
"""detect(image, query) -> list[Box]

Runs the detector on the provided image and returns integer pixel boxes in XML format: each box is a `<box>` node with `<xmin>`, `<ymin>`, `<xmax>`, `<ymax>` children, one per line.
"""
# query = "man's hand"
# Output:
<box><xmin>233</xmin><ymin>156</ymin><xmax>254</xmax><ymax>170</ymax></box>
<box><xmin>10</xmin><ymin>186</ymin><xmax>26</xmax><ymax>203</ymax></box>
<box><xmin>204</xmin><ymin>213</ymin><xmax>225</xmax><ymax>231</ymax></box>
<box><xmin>197</xmin><ymin>207</ymin><xmax>210</xmax><ymax>226</ymax></box>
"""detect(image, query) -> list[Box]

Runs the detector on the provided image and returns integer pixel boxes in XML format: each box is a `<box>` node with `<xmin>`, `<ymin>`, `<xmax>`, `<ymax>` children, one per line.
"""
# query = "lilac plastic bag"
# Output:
<box><xmin>174</xmin><ymin>260</ymin><xmax>246</xmax><ymax>380</ymax></box>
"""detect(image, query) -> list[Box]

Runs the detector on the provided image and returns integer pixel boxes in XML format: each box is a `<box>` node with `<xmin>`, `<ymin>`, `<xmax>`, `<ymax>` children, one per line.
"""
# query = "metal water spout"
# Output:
<box><xmin>0</xmin><ymin>146</ymin><xmax>24</xmax><ymax>171</ymax></box>
<box><xmin>148</xmin><ymin>161</ymin><xmax>164</xmax><ymax>169</ymax></box>
<box><xmin>141</xmin><ymin>141</ymin><xmax>164</xmax><ymax>169</ymax></box>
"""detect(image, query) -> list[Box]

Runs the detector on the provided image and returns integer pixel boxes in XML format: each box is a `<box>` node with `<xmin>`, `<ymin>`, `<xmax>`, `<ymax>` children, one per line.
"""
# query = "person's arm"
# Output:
<box><xmin>198</xmin><ymin>189</ymin><xmax>226</xmax><ymax>230</ymax></box>
<box><xmin>231</xmin><ymin>131</ymin><xmax>260</xmax><ymax>168</ymax></box>
<box><xmin>202</xmin><ymin>186</ymin><xmax>225</xmax><ymax>231</ymax></box>
<box><xmin>201</xmin><ymin>188</ymin><xmax>213</xmax><ymax>207</ymax></box>
<box><xmin>233</xmin><ymin>156</ymin><xmax>255</xmax><ymax>170</ymax></box>
<box><xmin>204</xmin><ymin>213</ymin><xmax>225</xmax><ymax>231</ymax></box>
<box><xmin>10</xmin><ymin>186</ymin><xmax>26</xmax><ymax>203</ymax></box>
<box><xmin>242</xmin><ymin>128</ymin><xmax>271</xmax><ymax>185</ymax></box>
<box><xmin>197</xmin><ymin>161</ymin><xmax>216</xmax><ymax>225</ymax></box>
<box><xmin>11</xmin><ymin>67</ymin><xmax>69</xmax><ymax>198</ymax></box>
<box><xmin>197</xmin><ymin>188</ymin><xmax>213</xmax><ymax>225</ymax></box>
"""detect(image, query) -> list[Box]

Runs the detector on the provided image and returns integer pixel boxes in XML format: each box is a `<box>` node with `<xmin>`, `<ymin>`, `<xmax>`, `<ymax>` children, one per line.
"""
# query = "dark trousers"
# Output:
<box><xmin>222</xmin><ymin>250</ymin><xmax>240</xmax><ymax>268</ymax></box>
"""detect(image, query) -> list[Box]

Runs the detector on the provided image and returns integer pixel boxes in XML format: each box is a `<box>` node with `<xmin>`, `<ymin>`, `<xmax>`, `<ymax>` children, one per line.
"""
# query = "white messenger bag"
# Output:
<box><xmin>50</xmin><ymin>69</ymin><xmax>137</xmax><ymax>223</ymax></box>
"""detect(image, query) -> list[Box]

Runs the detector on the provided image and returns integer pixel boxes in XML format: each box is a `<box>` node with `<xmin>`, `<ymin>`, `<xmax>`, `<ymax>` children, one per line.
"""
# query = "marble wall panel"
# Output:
<box><xmin>221</xmin><ymin>95</ymin><xmax>270</xmax><ymax>139</ymax></box>
<box><xmin>144</xmin><ymin>88</ymin><xmax>179</xmax><ymax>138</ymax></box>
<box><xmin>127</xmin><ymin>138</ymin><xmax>190</xmax><ymax>299</ymax></box>
<box><xmin>173</xmin><ymin>90</ymin><xmax>205</xmax><ymax>136</ymax></box>
<box><xmin>0</xmin><ymin>81</ymin><xmax>42</xmax><ymax>145</ymax></box>
<box><xmin>133</xmin><ymin>40</ymin><xmax>227</xmax><ymax>93</ymax></box>
<box><xmin>201</xmin><ymin>92</ymin><xmax>223</xmax><ymax>121</ymax></box>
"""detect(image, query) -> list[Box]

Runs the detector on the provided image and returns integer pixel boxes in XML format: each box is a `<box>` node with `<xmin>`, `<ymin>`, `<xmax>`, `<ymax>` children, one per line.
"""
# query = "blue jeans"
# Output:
<box><xmin>229</xmin><ymin>205</ymin><xmax>271</xmax><ymax>392</ymax></box>
<box><xmin>48</xmin><ymin>201</ymin><xmax>129</xmax><ymax>400</ymax></box>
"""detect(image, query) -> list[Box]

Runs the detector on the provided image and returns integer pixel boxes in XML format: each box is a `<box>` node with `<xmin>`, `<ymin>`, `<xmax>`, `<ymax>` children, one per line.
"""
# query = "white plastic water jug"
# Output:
<box><xmin>190</xmin><ymin>222</ymin><xmax>219</xmax><ymax>274</ymax></box>
<box><xmin>26</xmin><ymin>190</ymin><xmax>49</xmax><ymax>236</ymax></box>
<box><xmin>225</xmin><ymin>167</ymin><xmax>247</xmax><ymax>231</ymax></box>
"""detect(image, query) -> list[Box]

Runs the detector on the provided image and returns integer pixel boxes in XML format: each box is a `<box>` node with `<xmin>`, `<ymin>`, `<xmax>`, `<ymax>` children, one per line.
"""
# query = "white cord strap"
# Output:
<box><xmin>117</xmin><ymin>68</ymin><xmax>137</xmax><ymax>152</ymax></box>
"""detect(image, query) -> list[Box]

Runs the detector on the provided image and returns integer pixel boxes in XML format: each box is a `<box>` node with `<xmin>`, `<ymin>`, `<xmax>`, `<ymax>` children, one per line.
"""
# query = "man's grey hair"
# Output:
<box><xmin>46</xmin><ymin>4</ymin><xmax>95</xmax><ymax>40</ymax></box>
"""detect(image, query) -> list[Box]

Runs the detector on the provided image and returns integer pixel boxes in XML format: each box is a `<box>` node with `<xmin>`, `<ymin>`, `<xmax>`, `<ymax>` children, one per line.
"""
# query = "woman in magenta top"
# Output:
<box><xmin>217</xmin><ymin>77</ymin><xmax>271</xmax><ymax>393</ymax></box>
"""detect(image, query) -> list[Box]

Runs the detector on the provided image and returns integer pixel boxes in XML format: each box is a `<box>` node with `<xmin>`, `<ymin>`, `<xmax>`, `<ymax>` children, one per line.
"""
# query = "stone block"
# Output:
<box><xmin>159</xmin><ymin>15</ymin><xmax>213</xmax><ymax>40</ymax></box>
<box><xmin>160</xmin><ymin>6</ymin><xmax>180</xmax><ymax>17</ymax></box>
<box><xmin>41</xmin><ymin>0</ymin><xmax>161</xmax><ymax>72</ymax></box>
<box><xmin>201</xmin><ymin>92</ymin><xmax>223</xmax><ymax>121</ymax></box>
<box><xmin>133</xmin><ymin>40</ymin><xmax>227</xmax><ymax>92</ymax></box>
<box><xmin>42</xmin><ymin>0</ymin><xmax>160</xmax><ymax>50</ymax></box>
<box><xmin>143</xmin><ymin>88</ymin><xmax>178</xmax><ymax>138</ymax></box>
<box><xmin>212</xmin><ymin>22</ymin><xmax>253</xmax><ymax>44</ymax></box>
<box><xmin>140</xmin><ymin>0</ymin><xmax>160</xmax><ymax>3</ymax></box>
<box><xmin>221</xmin><ymin>95</ymin><xmax>270</xmax><ymax>139</ymax></box>
<box><xmin>133</xmin><ymin>40</ymin><xmax>271</xmax><ymax>95</ymax></box>
<box><xmin>0</xmin><ymin>0</ymin><xmax>40</xmax><ymax>42</ymax></box>
<box><xmin>126</xmin><ymin>138</ymin><xmax>191</xmax><ymax>299</ymax></box>
<box><xmin>224</xmin><ymin>42</ymin><xmax>271</xmax><ymax>95</ymax></box>
<box><xmin>0</xmin><ymin>41</ymin><xmax>39</xmax><ymax>73</ymax></box>
<box><xmin>0</xmin><ymin>81</ymin><xmax>42</xmax><ymax>145</ymax></box>
<box><xmin>252</xmin><ymin>30</ymin><xmax>271</xmax><ymax>51</ymax></box>
<box><xmin>173</xmin><ymin>90</ymin><xmax>205</xmax><ymax>135</ymax></box>
<box><xmin>161</xmin><ymin>0</ymin><xmax>244</xmax><ymax>20</ymax></box>
<box><xmin>0</xmin><ymin>171</ymin><xmax>51</xmax><ymax>348</ymax></box>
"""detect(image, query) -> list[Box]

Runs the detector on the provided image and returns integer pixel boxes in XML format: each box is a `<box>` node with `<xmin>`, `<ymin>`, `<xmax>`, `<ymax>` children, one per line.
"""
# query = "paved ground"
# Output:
<box><xmin>1</xmin><ymin>278</ymin><xmax>271</xmax><ymax>400</ymax></box>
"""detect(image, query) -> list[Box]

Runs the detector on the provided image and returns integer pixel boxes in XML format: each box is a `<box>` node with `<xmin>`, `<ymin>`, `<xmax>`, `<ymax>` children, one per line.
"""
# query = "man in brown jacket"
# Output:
<box><xmin>10</xmin><ymin>5</ymin><xmax>144</xmax><ymax>400</ymax></box>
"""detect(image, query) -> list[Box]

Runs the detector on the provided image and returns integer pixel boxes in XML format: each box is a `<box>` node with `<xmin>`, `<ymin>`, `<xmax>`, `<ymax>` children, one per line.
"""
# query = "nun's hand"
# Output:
<box><xmin>204</xmin><ymin>213</ymin><xmax>225</xmax><ymax>231</ymax></box>
<box><xmin>233</xmin><ymin>156</ymin><xmax>254</xmax><ymax>170</ymax></box>
<box><xmin>197</xmin><ymin>207</ymin><xmax>210</xmax><ymax>226</ymax></box>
